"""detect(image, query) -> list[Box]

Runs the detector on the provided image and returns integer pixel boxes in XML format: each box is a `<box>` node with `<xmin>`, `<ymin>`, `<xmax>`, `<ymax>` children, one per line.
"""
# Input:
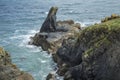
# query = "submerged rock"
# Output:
<box><xmin>0</xmin><ymin>47</ymin><xmax>34</xmax><ymax>80</ymax></box>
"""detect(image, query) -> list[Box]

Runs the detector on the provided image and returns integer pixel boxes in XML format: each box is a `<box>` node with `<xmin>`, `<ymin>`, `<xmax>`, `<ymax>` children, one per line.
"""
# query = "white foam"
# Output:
<box><xmin>45</xmin><ymin>12</ymin><xmax>48</xmax><ymax>15</ymax></box>
<box><xmin>69</xmin><ymin>10</ymin><xmax>73</xmax><ymax>13</ymax></box>
<box><xmin>10</xmin><ymin>29</ymin><xmax>39</xmax><ymax>49</ymax></box>
<box><xmin>75</xmin><ymin>20</ymin><xmax>100</xmax><ymax>27</ymax></box>
<box><xmin>75</xmin><ymin>21</ymin><xmax>87</xmax><ymax>27</ymax></box>
<box><xmin>37</xmin><ymin>57</ymin><xmax>50</xmax><ymax>63</ymax></box>
<box><xmin>41</xmin><ymin>60</ymin><xmax>47</xmax><ymax>63</ymax></box>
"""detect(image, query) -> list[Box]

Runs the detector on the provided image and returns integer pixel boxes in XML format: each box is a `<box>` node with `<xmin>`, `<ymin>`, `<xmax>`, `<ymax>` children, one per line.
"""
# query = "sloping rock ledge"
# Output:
<box><xmin>0</xmin><ymin>47</ymin><xmax>34</xmax><ymax>80</ymax></box>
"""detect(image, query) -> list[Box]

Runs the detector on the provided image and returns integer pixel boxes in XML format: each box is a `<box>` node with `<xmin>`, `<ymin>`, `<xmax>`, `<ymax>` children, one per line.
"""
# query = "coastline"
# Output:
<box><xmin>1</xmin><ymin>7</ymin><xmax>120</xmax><ymax>80</ymax></box>
<box><xmin>29</xmin><ymin>7</ymin><xmax>120</xmax><ymax>80</ymax></box>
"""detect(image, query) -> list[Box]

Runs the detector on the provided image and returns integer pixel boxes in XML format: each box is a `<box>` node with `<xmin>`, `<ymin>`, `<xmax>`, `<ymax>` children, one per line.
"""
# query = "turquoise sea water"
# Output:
<box><xmin>0</xmin><ymin>0</ymin><xmax>120</xmax><ymax>80</ymax></box>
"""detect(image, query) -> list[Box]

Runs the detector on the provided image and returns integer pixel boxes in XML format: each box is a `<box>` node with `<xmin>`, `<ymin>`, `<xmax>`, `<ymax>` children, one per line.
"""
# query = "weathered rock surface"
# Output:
<box><xmin>40</xmin><ymin>7</ymin><xmax>58</xmax><ymax>32</ymax></box>
<box><xmin>57</xmin><ymin>17</ymin><xmax>120</xmax><ymax>80</ymax></box>
<box><xmin>30</xmin><ymin>7</ymin><xmax>120</xmax><ymax>80</ymax></box>
<box><xmin>0</xmin><ymin>47</ymin><xmax>34</xmax><ymax>80</ymax></box>
<box><xmin>29</xmin><ymin>7</ymin><xmax>81</xmax><ymax>80</ymax></box>
<box><xmin>30</xmin><ymin>20</ymin><xmax>80</xmax><ymax>54</ymax></box>
<box><xmin>29</xmin><ymin>7</ymin><xmax>81</xmax><ymax>54</ymax></box>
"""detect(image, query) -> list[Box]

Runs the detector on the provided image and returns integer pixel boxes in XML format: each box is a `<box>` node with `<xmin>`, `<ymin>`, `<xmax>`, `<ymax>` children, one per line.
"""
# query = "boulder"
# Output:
<box><xmin>46</xmin><ymin>73</ymin><xmax>56</xmax><ymax>80</ymax></box>
<box><xmin>0</xmin><ymin>47</ymin><xmax>34</xmax><ymax>80</ymax></box>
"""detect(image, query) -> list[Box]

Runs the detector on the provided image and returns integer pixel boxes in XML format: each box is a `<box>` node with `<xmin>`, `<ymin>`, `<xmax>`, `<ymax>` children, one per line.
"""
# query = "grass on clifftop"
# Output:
<box><xmin>77</xmin><ymin>16</ymin><xmax>120</xmax><ymax>59</ymax></box>
<box><xmin>78</xmin><ymin>17</ymin><xmax>120</xmax><ymax>44</ymax></box>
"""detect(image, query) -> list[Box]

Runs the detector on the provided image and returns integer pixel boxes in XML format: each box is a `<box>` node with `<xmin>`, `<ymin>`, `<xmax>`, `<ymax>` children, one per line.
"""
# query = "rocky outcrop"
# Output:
<box><xmin>29</xmin><ymin>20</ymin><xmax>81</xmax><ymax>54</ymax></box>
<box><xmin>56</xmin><ymin>17</ymin><xmax>120</xmax><ymax>80</ymax></box>
<box><xmin>29</xmin><ymin>7</ymin><xmax>81</xmax><ymax>54</ymax></box>
<box><xmin>30</xmin><ymin>6</ymin><xmax>120</xmax><ymax>80</ymax></box>
<box><xmin>40</xmin><ymin>7</ymin><xmax>58</xmax><ymax>32</ymax></box>
<box><xmin>0</xmin><ymin>47</ymin><xmax>34</xmax><ymax>80</ymax></box>
<box><xmin>56</xmin><ymin>37</ymin><xmax>83</xmax><ymax>76</ymax></box>
<box><xmin>29</xmin><ymin>6</ymin><xmax>81</xmax><ymax>80</ymax></box>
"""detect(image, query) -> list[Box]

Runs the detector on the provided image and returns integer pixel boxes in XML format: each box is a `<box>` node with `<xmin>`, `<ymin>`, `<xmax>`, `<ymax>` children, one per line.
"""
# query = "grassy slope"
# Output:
<box><xmin>77</xmin><ymin>17</ymin><xmax>120</xmax><ymax>58</ymax></box>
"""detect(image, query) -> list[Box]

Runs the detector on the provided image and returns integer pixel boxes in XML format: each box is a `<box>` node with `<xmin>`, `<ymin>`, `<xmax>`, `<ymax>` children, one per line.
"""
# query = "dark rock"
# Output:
<box><xmin>30</xmin><ymin>21</ymin><xmax>81</xmax><ymax>53</ymax></box>
<box><xmin>29</xmin><ymin>7</ymin><xmax>81</xmax><ymax>80</ymax></box>
<box><xmin>30</xmin><ymin>6</ymin><xmax>120</xmax><ymax>80</ymax></box>
<box><xmin>64</xmin><ymin>65</ymin><xmax>83</xmax><ymax>80</ymax></box>
<box><xmin>56</xmin><ymin>37</ymin><xmax>83</xmax><ymax>66</ymax></box>
<box><xmin>29</xmin><ymin>7</ymin><xmax>81</xmax><ymax>53</ymax></box>
<box><xmin>46</xmin><ymin>73</ymin><xmax>56</xmax><ymax>80</ymax></box>
<box><xmin>40</xmin><ymin>7</ymin><xmax>58</xmax><ymax>32</ymax></box>
<box><xmin>57</xmin><ymin>63</ymin><xmax>69</xmax><ymax>76</ymax></box>
<box><xmin>29</xmin><ymin>33</ymin><xmax>51</xmax><ymax>51</ymax></box>
<box><xmin>57</xmin><ymin>18</ymin><xmax>120</xmax><ymax>80</ymax></box>
<box><xmin>56</xmin><ymin>37</ymin><xmax>83</xmax><ymax>76</ymax></box>
<box><xmin>0</xmin><ymin>47</ymin><xmax>34</xmax><ymax>80</ymax></box>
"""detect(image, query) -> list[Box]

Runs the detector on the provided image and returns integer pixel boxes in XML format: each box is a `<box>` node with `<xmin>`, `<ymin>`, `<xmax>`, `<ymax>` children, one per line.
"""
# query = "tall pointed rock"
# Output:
<box><xmin>40</xmin><ymin>7</ymin><xmax>58</xmax><ymax>32</ymax></box>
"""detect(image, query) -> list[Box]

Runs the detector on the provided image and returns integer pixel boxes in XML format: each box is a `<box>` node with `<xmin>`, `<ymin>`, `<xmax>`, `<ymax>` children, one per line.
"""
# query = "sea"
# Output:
<box><xmin>0</xmin><ymin>0</ymin><xmax>120</xmax><ymax>80</ymax></box>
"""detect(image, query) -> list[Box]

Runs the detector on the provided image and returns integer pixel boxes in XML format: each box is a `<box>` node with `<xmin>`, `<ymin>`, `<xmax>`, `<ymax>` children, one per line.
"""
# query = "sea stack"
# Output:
<box><xmin>40</xmin><ymin>7</ymin><xmax>58</xmax><ymax>32</ymax></box>
<box><xmin>29</xmin><ymin>6</ymin><xmax>81</xmax><ymax>53</ymax></box>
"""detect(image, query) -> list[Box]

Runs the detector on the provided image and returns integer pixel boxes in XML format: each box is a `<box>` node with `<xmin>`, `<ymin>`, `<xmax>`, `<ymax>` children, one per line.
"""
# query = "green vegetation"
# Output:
<box><xmin>101</xmin><ymin>14</ymin><xmax>120</xmax><ymax>23</ymax></box>
<box><xmin>77</xmin><ymin>15</ymin><xmax>120</xmax><ymax>59</ymax></box>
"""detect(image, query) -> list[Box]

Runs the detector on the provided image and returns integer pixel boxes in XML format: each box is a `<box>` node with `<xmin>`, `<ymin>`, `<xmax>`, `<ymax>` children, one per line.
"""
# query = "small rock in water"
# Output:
<box><xmin>46</xmin><ymin>73</ymin><xmax>56</xmax><ymax>80</ymax></box>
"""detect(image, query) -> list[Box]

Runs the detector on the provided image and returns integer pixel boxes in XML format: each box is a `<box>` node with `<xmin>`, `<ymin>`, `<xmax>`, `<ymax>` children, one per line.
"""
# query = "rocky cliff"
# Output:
<box><xmin>0</xmin><ymin>47</ymin><xmax>34</xmax><ymax>80</ymax></box>
<box><xmin>29</xmin><ymin>6</ymin><xmax>120</xmax><ymax>80</ymax></box>
<box><xmin>56</xmin><ymin>15</ymin><xmax>120</xmax><ymax>80</ymax></box>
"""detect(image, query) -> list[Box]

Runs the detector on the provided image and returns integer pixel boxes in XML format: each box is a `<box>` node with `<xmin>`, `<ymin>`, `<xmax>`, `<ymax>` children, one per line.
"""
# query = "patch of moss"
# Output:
<box><xmin>84</xmin><ymin>48</ymin><xmax>94</xmax><ymax>58</ymax></box>
<box><xmin>78</xmin><ymin>18</ymin><xmax>120</xmax><ymax>43</ymax></box>
<box><xmin>83</xmin><ymin>37</ymin><xmax>111</xmax><ymax>58</ymax></box>
<box><xmin>77</xmin><ymin>16</ymin><xmax>120</xmax><ymax>60</ymax></box>
<box><xmin>95</xmin><ymin>37</ymin><xmax>110</xmax><ymax>47</ymax></box>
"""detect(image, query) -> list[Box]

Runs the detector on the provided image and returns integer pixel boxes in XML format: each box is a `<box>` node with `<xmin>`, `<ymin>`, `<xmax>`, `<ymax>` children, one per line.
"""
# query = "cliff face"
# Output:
<box><xmin>0</xmin><ymin>47</ymin><xmax>34</xmax><ymax>80</ymax></box>
<box><xmin>29</xmin><ymin>7</ymin><xmax>120</xmax><ymax>80</ymax></box>
<box><xmin>56</xmin><ymin>17</ymin><xmax>120</xmax><ymax>80</ymax></box>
